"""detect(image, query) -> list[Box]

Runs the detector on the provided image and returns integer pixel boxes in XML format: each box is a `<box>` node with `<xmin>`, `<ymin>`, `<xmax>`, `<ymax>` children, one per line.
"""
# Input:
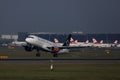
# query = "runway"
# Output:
<box><xmin>0</xmin><ymin>59</ymin><xmax>120</xmax><ymax>63</ymax></box>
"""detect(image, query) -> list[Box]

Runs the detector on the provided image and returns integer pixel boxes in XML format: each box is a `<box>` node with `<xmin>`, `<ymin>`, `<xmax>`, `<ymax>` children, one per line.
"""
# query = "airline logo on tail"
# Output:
<box><xmin>84</xmin><ymin>40</ymin><xmax>89</xmax><ymax>44</ymax></box>
<box><xmin>92</xmin><ymin>38</ymin><xmax>97</xmax><ymax>44</ymax></box>
<box><xmin>70</xmin><ymin>37</ymin><xmax>78</xmax><ymax>44</ymax></box>
<box><xmin>113</xmin><ymin>40</ymin><xmax>118</xmax><ymax>44</ymax></box>
<box><xmin>100</xmin><ymin>40</ymin><xmax>103</xmax><ymax>44</ymax></box>
<box><xmin>54</xmin><ymin>37</ymin><xmax>78</xmax><ymax>44</ymax></box>
<box><xmin>63</xmin><ymin>34</ymin><xmax>72</xmax><ymax>46</ymax></box>
<box><xmin>54</xmin><ymin>38</ymin><xmax>59</xmax><ymax>44</ymax></box>
<box><xmin>92</xmin><ymin>38</ymin><xmax>103</xmax><ymax>44</ymax></box>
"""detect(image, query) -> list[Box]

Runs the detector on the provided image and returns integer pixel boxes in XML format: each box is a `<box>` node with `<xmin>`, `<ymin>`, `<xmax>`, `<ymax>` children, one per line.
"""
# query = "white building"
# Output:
<box><xmin>1</xmin><ymin>35</ymin><xmax>18</xmax><ymax>40</ymax></box>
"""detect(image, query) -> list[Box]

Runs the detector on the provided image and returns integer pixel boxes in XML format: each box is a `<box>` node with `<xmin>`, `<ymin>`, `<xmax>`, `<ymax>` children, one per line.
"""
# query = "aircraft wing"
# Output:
<box><xmin>47</xmin><ymin>46</ymin><xmax>88</xmax><ymax>49</ymax></box>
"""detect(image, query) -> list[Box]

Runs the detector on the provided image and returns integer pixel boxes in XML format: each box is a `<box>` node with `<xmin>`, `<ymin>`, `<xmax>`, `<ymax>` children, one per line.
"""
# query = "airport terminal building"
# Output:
<box><xmin>17</xmin><ymin>32</ymin><xmax>120</xmax><ymax>43</ymax></box>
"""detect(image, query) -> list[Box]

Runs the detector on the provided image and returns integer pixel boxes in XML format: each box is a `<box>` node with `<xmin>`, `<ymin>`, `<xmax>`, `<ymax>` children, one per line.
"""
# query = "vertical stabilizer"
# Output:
<box><xmin>114</xmin><ymin>40</ymin><xmax>118</xmax><ymax>44</ymax></box>
<box><xmin>100</xmin><ymin>40</ymin><xmax>103</xmax><ymax>44</ymax></box>
<box><xmin>54</xmin><ymin>38</ymin><xmax>59</xmax><ymax>44</ymax></box>
<box><xmin>92</xmin><ymin>38</ymin><xmax>97</xmax><ymax>43</ymax></box>
<box><xmin>63</xmin><ymin>34</ymin><xmax>72</xmax><ymax>46</ymax></box>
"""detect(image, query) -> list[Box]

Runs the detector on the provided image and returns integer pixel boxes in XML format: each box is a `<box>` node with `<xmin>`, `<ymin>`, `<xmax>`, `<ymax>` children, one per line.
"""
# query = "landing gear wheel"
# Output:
<box><xmin>36</xmin><ymin>48</ymin><xmax>40</xmax><ymax>57</ymax></box>
<box><xmin>36</xmin><ymin>53</ymin><xmax>40</xmax><ymax>57</ymax></box>
<box><xmin>53</xmin><ymin>53</ymin><xmax>58</xmax><ymax>57</ymax></box>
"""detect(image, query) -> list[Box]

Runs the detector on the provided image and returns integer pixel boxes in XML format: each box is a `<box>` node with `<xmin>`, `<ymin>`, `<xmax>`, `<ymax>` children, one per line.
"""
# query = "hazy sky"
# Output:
<box><xmin>0</xmin><ymin>0</ymin><xmax>120</xmax><ymax>34</ymax></box>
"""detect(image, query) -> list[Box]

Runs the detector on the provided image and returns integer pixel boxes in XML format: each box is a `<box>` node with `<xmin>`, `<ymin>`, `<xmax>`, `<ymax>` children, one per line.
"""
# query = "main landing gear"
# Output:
<box><xmin>53</xmin><ymin>53</ymin><xmax>58</xmax><ymax>57</ymax></box>
<box><xmin>36</xmin><ymin>49</ymin><xmax>40</xmax><ymax>57</ymax></box>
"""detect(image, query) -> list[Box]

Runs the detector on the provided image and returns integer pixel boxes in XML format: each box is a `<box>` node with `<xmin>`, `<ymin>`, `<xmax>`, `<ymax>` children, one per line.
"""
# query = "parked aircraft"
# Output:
<box><xmin>78</xmin><ymin>40</ymin><xmax>92</xmax><ymax>47</ymax></box>
<box><xmin>110</xmin><ymin>40</ymin><xmax>118</xmax><ymax>47</ymax></box>
<box><xmin>54</xmin><ymin>37</ymin><xmax>79</xmax><ymax>46</ymax></box>
<box><xmin>70</xmin><ymin>37</ymin><xmax>78</xmax><ymax>44</ymax></box>
<box><xmin>92</xmin><ymin>38</ymin><xmax>119</xmax><ymax>48</ymax></box>
<box><xmin>12</xmin><ymin>41</ymin><xmax>27</xmax><ymax>47</ymax></box>
<box><xmin>92</xmin><ymin>38</ymin><xmax>104</xmax><ymax>47</ymax></box>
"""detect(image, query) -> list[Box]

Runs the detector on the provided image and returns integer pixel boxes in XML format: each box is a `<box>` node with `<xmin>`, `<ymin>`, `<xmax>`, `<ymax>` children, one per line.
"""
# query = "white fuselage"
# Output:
<box><xmin>12</xmin><ymin>41</ymin><xmax>27</xmax><ymax>46</ymax></box>
<box><xmin>25</xmin><ymin>35</ymin><xmax>69</xmax><ymax>53</ymax></box>
<box><xmin>78</xmin><ymin>42</ymin><xmax>93</xmax><ymax>47</ymax></box>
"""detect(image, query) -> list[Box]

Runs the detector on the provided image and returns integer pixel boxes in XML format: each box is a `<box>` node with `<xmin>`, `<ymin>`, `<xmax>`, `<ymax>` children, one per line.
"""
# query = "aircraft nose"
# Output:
<box><xmin>25</xmin><ymin>38</ymin><xmax>30</xmax><ymax>42</ymax></box>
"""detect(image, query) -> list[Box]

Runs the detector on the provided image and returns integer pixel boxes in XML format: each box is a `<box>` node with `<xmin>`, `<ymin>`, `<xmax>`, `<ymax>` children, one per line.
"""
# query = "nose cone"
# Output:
<box><xmin>25</xmin><ymin>38</ymin><xmax>31</xmax><ymax>43</ymax></box>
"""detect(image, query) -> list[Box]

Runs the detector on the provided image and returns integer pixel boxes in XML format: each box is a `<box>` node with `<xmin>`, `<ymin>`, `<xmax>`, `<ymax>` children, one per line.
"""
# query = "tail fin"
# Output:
<box><xmin>70</xmin><ymin>37</ymin><xmax>74</xmax><ymax>43</ymax></box>
<box><xmin>85</xmin><ymin>40</ymin><xmax>89</xmax><ymax>44</ymax></box>
<box><xmin>74</xmin><ymin>40</ymin><xmax>78</xmax><ymax>43</ymax></box>
<box><xmin>92</xmin><ymin>38</ymin><xmax>97</xmax><ymax>43</ymax></box>
<box><xmin>70</xmin><ymin>37</ymin><xmax>78</xmax><ymax>44</ymax></box>
<box><xmin>63</xmin><ymin>34</ymin><xmax>72</xmax><ymax>46</ymax></box>
<box><xmin>54</xmin><ymin>38</ymin><xmax>59</xmax><ymax>44</ymax></box>
<box><xmin>114</xmin><ymin>40</ymin><xmax>118</xmax><ymax>44</ymax></box>
<box><xmin>100</xmin><ymin>40</ymin><xmax>103</xmax><ymax>44</ymax></box>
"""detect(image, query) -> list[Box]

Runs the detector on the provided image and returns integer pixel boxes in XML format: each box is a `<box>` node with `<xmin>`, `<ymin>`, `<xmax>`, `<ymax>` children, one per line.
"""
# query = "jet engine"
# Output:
<box><xmin>51</xmin><ymin>47</ymin><xmax>59</xmax><ymax>53</ymax></box>
<box><xmin>24</xmin><ymin>44</ymin><xmax>34</xmax><ymax>51</ymax></box>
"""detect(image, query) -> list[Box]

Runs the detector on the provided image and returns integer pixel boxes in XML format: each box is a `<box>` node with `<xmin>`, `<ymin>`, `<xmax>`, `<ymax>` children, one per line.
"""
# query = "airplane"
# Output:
<box><xmin>92</xmin><ymin>38</ymin><xmax>103</xmax><ymax>47</ymax></box>
<box><xmin>24</xmin><ymin>34</ymin><xmax>72</xmax><ymax>57</ymax></box>
<box><xmin>11</xmin><ymin>41</ymin><xmax>27</xmax><ymax>47</ymax></box>
<box><xmin>70</xmin><ymin>37</ymin><xmax>78</xmax><ymax>44</ymax></box>
<box><xmin>78</xmin><ymin>40</ymin><xmax>92</xmax><ymax>47</ymax></box>
<box><xmin>110</xmin><ymin>40</ymin><xmax>118</xmax><ymax>47</ymax></box>
<box><xmin>99</xmin><ymin>40</ymin><xmax>118</xmax><ymax>48</ymax></box>
<box><xmin>92</xmin><ymin>38</ymin><xmax>103</xmax><ymax>44</ymax></box>
<box><xmin>92</xmin><ymin>38</ymin><xmax>118</xmax><ymax>48</ymax></box>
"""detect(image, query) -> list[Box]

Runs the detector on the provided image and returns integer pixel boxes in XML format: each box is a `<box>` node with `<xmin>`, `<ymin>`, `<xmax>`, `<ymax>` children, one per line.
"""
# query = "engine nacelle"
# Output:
<box><xmin>51</xmin><ymin>47</ymin><xmax>59</xmax><ymax>53</ymax></box>
<box><xmin>24</xmin><ymin>46</ymin><xmax>33</xmax><ymax>51</ymax></box>
<box><xmin>24</xmin><ymin>43</ymin><xmax>34</xmax><ymax>52</ymax></box>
